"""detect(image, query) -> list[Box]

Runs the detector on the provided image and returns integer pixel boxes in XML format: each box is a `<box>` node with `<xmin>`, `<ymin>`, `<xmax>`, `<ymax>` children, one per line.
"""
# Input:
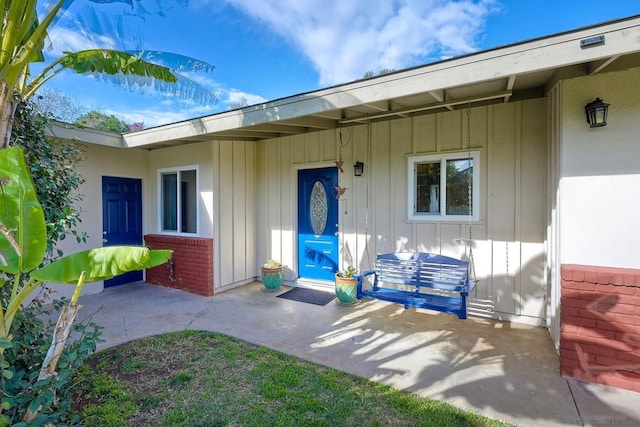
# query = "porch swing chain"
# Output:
<box><xmin>465</xmin><ymin>105</ymin><xmax>478</xmax><ymax>290</ymax></box>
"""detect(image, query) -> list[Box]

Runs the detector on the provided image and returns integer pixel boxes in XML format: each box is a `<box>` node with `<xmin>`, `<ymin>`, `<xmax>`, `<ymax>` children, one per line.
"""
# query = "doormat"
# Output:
<box><xmin>277</xmin><ymin>287</ymin><xmax>335</xmax><ymax>306</ymax></box>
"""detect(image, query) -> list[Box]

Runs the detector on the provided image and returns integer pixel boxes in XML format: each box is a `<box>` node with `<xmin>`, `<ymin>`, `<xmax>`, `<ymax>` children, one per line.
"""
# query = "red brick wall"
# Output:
<box><xmin>144</xmin><ymin>234</ymin><xmax>214</xmax><ymax>296</ymax></box>
<box><xmin>560</xmin><ymin>264</ymin><xmax>640</xmax><ymax>392</ymax></box>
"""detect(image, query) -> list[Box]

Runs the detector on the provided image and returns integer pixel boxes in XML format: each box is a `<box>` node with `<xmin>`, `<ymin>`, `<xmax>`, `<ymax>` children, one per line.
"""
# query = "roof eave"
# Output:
<box><xmin>119</xmin><ymin>15</ymin><xmax>640</xmax><ymax>149</ymax></box>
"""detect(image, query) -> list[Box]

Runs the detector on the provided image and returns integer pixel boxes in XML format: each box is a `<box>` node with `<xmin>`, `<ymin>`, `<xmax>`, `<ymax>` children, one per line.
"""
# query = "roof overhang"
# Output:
<box><xmin>57</xmin><ymin>15</ymin><xmax>640</xmax><ymax>150</ymax></box>
<box><xmin>47</xmin><ymin>121</ymin><xmax>124</xmax><ymax>147</ymax></box>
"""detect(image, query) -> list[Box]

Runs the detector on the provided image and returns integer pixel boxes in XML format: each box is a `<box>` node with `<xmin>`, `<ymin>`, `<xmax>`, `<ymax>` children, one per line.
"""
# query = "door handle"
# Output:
<box><xmin>103</xmin><ymin>239</ymin><xmax>108</xmax><ymax>243</ymax></box>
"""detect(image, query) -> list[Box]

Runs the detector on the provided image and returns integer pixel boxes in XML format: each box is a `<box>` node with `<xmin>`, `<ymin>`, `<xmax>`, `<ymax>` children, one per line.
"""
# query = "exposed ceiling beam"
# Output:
<box><xmin>504</xmin><ymin>75</ymin><xmax>517</xmax><ymax>102</ymax></box>
<box><xmin>306</xmin><ymin>110</ymin><xmax>342</xmax><ymax>121</ymax></box>
<box><xmin>339</xmin><ymin>91</ymin><xmax>512</xmax><ymax>124</ymax></box>
<box><xmin>245</xmin><ymin>124</ymin><xmax>308</xmax><ymax>134</ymax></box>
<box><xmin>589</xmin><ymin>55</ymin><xmax>620</xmax><ymax>74</ymax></box>
<box><xmin>214</xmin><ymin>131</ymin><xmax>278</xmax><ymax>140</ymax></box>
<box><xmin>363</xmin><ymin>100</ymin><xmax>390</xmax><ymax>112</ymax></box>
<box><xmin>544</xmin><ymin>63</ymin><xmax>588</xmax><ymax>94</ymax></box>
<box><xmin>428</xmin><ymin>90</ymin><xmax>454</xmax><ymax>111</ymax></box>
<box><xmin>276</xmin><ymin>116</ymin><xmax>338</xmax><ymax>129</ymax></box>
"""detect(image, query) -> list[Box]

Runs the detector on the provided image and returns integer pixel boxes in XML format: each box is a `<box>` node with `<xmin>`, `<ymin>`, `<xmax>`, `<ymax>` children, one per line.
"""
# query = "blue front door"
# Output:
<box><xmin>298</xmin><ymin>167</ymin><xmax>339</xmax><ymax>281</ymax></box>
<box><xmin>102</xmin><ymin>176</ymin><xmax>143</xmax><ymax>287</ymax></box>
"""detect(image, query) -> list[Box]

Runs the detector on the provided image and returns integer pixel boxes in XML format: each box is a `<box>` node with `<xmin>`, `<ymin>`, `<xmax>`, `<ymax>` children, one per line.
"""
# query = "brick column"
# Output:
<box><xmin>560</xmin><ymin>264</ymin><xmax>640</xmax><ymax>392</ymax></box>
<box><xmin>144</xmin><ymin>234</ymin><xmax>214</xmax><ymax>296</ymax></box>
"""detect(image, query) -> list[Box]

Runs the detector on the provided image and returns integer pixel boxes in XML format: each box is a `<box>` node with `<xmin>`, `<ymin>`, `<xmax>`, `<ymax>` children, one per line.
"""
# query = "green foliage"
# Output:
<box><xmin>0</xmin><ymin>146</ymin><xmax>47</xmax><ymax>274</ymax></box>
<box><xmin>263</xmin><ymin>259</ymin><xmax>282</xmax><ymax>268</ymax></box>
<box><xmin>120</xmin><ymin>358</ymin><xmax>148</xmax><ymax>374</ymax></box>
<box><xmin>11</xmin><ymin>98</ymin><xmax>87</xmax><ymax>257</ymax></box>
<box><xmin>0</xmin><ymin>146</ymin><xmax>171</xmax><ymax>423</ymax></box>
<box><xmin>337</xmin><ymin>265</ymin><xmax>358</xmax><ymax>278</ymax></box>
<box><xmin>60</xmin><ymin>50</ymin><xmax>177</xmax><ymax>83</ymax></box>
<box><xmin>362</xmin><ymin>68</ymin><xmax>396</xmax><ymax>79</ymax></box>
<box><xmin>74</xmin><ymin>110</ymin><xmax>132</xmax><ymax>133</ymax></box>
<box><xmin>77</xmin><ymin>373</ymin><xmax>136</xmax><ymax>427</ymax></box>
<box><xmin>0</xmin><ymin>287</ymin><xmax>103</xmax><ymax>426</ymax></box>
<box><xmin>31</xmin><ymin>246</ymin><xmax>173</xmax><ymax>284</ymax></box>
<box><xmin>0</xmin><ymin>1</ymin><xmax>64</xmax><ymax>89</ymax></box>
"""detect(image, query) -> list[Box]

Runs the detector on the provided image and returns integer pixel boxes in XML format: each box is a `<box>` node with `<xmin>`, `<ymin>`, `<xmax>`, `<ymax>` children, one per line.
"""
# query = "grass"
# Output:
<box><xmin>74</xmin><ymin>330</ymin><xmax>511</xmax><ymax>426</ymax></box>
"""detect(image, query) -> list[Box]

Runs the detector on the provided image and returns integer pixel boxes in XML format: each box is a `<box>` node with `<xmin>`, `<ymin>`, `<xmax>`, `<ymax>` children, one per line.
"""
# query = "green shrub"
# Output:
<box><xmin>0</xmin><ymin>286</ymin><xmax>102</xmax><ymax>425</ymax></box>
<box><xmin>0</xmin><ymin>98</ymin><xmax>99</xmax><ymax>425</ymax></box>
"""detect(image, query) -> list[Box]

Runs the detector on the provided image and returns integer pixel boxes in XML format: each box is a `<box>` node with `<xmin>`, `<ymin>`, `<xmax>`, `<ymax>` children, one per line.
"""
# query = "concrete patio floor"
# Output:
<box><xmin>77</xmin><ymin>282</ymin><xmax>640</xmax><ymax>426</ymax></box>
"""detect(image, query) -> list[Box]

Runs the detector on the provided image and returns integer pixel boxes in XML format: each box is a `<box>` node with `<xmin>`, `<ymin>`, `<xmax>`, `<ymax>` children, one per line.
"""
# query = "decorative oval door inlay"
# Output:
<box><xmin>310</xmin><ymin>181</ymin><xmax>328</xmax><ymax>235</ymax></box>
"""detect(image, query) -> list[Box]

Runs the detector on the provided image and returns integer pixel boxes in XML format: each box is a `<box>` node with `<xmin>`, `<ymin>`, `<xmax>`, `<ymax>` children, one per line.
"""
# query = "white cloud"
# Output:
<box><xmin>46</xmin><ymin>26</ymin><xmax>117</xmax><ymax>56</ymax></box>
<box><xmin>225</xmin><ymin>0</ymin><xmax>498</xmax><ymax>85</ymax></box>
<box><xmin>102</xmin><ymin>86</ymin><xmax>267</xmax><ymax>128</ymax></box>
<box><xmin>105</xmin><ymin>107</ymin><xmax>204</xmax><ymax>129</ymax></box>
<box><xmin>159</xmin><ymin>71</ymin><xmax>267</xmax><ymax>110</ymax></box>
<box><xmin>224</xmin><ymin>89</ymin><xmax>268</xmax><ymax>109</ymax></box>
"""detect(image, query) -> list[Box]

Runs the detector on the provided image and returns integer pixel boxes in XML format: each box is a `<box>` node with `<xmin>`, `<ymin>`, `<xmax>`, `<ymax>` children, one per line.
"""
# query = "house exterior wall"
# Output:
<box><xmin>147</xmin><ymin>141</ymin><xmax>214</xmax><ymax>238</ymax></box>
<box><xmin>560</xmin><ymin>68</ymin><xmax>640</xmax><ymax>269</ymax></box>
<box><xmin>547</xmin><ymin>84</ymin><xmax>563</xmax><ymax>349</ymax></box>
<box><xmin>49</xmin><ymin>136</ymin><xmax>257</xmax><ymax>297</ymax></box>
<box><xmin>213</xmin><ymin>140</ymin><xmax>257</xmax><ymax>291</ymax></box>
<box><xmin>51</xmin><ymin>143</ymin><xmax>149</xmax><ymax>298</ymax></box>
<box><xmin>556</xmin><ymin>67</ymin><xmax>640</xmax><ymax>390</ymax></box>
<box><xmin>144</xmin><ymin>234</ymin><xmax>214</xmax><ymax>296</ymax></box>
<box><xmin>146</xmin><ymin>139</ymin><xmax>257</xmax><ymax>293</ymax></box>
<box><xmin>256</xmin><ymin>98</ymin><xmax>549</xmax><ymax>325</ymax></box>
<box><xmin>560</xmin><ymin>264</ymin><xmax>640</xmax><ymax>393</ymax></box>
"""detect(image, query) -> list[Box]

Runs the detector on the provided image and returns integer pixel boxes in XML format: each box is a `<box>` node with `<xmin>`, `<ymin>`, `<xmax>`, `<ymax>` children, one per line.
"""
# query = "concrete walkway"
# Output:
<box><xmin>77</xmin><ymin>282</ymin><xmax>640</xmax><ymax>426</ymax></box>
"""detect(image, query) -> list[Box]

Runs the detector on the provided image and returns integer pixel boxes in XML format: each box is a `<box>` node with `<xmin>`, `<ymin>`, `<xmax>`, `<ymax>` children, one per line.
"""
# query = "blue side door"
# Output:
<box><xmin>102</xmin><ymin>176</ymin><xmax>143</xmax><ymax>287</ymax></box>
<box><xmin>297</xmin><ymin>167</ymin><xmax>339</xmax><ymax>281</ymax></box>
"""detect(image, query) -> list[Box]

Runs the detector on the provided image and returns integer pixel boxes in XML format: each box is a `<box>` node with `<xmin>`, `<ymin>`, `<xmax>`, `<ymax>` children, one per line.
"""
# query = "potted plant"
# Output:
<box><xmin>335</xmin><ymin>265</ymin><xmax>359</xmax><ymax>305</ymax></box>
<box><xmin>261</xmin><ymin>259</ymin><xmax>283</xmax><ymax>292</ymax></box>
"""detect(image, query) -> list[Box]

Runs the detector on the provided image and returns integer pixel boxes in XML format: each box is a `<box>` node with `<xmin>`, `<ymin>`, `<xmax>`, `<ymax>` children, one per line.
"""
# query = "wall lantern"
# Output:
<box><xmin>585</xmin><ymin>97</ymin><xmax>610</xmax><ymax>128</ymax></box>
<box><xmin>353</xmin><ymin>161</ymin><xmax>364</xmax><ymax>177</ymax></box>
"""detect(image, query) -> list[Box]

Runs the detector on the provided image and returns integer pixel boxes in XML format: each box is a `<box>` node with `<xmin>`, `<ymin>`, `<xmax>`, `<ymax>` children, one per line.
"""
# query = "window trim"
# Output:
<box><xmin>157</xmin><ymin>165</ymin><xmax>200</xmax><ymax>236</ymax></box>
<box><xmin>407</xmin><ymin>151</ymin><xmax>480</xmax><ymax>222</ymax></box>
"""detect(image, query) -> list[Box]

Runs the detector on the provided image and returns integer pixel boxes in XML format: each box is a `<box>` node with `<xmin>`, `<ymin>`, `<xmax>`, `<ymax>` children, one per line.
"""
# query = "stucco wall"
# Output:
<box><xmin>50</xmin><ymin>137</ymin><xmax>257</xmax><ymax>297</ymax></box>
<box><xmin>256</xmin><ymin>99</ymin><xmax>549</xmax><ymax>325</ymax></box>
<box><xmin>51</xmin><ymin>143</ymin><xmax>149</xmax><ymax>298</ymax></box>
<box><xmin>560</xmin><ymin>68</ymin><xmax>640</xmax><ymax>269</ymax></box>
<box><xmin>147</xmin><ymin>141</ymin><xmax>214</xmax><ymax>238</ymax></box>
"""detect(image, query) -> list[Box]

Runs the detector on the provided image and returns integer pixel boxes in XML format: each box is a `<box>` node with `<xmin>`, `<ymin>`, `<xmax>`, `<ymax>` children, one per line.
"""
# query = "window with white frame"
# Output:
<box><xmin>408</xmin><ymin>151</ymin><xmax>480</xmax><ymax>221</ymax></box>
<box><xmin>159</xmin><ymin>166</ymin><xmax>198</xmax><ymax>234</ymax></box>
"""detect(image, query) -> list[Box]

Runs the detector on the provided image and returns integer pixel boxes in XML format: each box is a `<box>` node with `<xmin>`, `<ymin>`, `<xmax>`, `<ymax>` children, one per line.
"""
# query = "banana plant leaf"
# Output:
<box><xmin>30</xmin><ymin>246</ymin><xmax>172</xmax><ymax>284</ymax></box>
<box><xmin>59</xmin><ymin>50</ymin><xmax>178</xmax><ymax>82</ymax></box>
<box><xmin>0</xmin><ymin>147</ymin><xmax>47</xmax><ymax>274</ymax></box>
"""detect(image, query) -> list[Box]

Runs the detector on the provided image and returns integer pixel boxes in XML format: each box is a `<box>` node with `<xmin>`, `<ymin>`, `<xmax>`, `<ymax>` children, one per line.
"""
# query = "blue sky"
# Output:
<box><xmin>37</xmin><ymin>0</ymin><xmax>640</xmax><ymax>128</ymax></box>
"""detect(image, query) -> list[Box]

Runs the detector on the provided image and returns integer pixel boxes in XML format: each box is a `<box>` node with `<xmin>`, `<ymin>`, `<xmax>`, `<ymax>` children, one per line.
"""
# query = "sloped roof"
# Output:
<box><xmin>51</xmin><ymin>15</ymin><xmax>640</xmax><ymax>150</ymax></box>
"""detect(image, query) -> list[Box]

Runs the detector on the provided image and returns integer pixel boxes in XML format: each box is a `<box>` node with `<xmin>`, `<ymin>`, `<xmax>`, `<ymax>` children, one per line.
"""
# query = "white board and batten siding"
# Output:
<box><xmin>214</xmin><ymin>140</ymin><xmax>257</xmax><ymax>290</ymax></box>
<box><xmin>256</xmin><ymin>98</ymin><xmax>549</xmax><ymax>325</ymax></box>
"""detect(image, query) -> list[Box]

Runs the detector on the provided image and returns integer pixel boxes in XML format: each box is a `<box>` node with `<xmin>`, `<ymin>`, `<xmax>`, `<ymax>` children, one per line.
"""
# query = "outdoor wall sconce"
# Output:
<box><xmin>353</xmin><ymin>161</ymin><xmax>364</xmax><ymax>176</ymax></box>
<box><xmin>585</xmin><ymin>97</ymin><xmax>609</xmax><ymax>128</ymax></box>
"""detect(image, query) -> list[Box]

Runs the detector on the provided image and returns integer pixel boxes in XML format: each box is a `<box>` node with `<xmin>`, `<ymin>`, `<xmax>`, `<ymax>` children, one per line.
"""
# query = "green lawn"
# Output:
<box><xmin>74</xmin><ymin>330</ymin><xmax>511</xmax><ymax>426</ymax></box>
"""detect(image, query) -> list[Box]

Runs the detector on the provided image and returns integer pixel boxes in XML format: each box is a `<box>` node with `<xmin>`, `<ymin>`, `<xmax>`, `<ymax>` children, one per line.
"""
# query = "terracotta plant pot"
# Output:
<box><xmin>334</xmin><ymin>274</ymin><xmax>358</xmax><ymax>305</ymax></box>
<box><xmin>261</xmin><ymin>265</ymin><xmax>283</xmax><ymax>292</ymax></box>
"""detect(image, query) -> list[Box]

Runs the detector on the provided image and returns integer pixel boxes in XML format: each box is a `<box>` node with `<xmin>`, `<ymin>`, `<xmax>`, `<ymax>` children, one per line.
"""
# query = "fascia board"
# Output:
<box><xmin>46</xmin><ymin>121</ymin><xmax>124</xmax><ymax>147</ymax></box>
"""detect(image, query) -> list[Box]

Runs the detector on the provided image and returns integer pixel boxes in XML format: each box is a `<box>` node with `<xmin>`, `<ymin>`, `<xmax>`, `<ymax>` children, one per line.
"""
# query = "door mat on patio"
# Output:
<box><xmin>277</xmin><ymin>287</ymin><xmax>335</xmax><ymax>306</ymax></box>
